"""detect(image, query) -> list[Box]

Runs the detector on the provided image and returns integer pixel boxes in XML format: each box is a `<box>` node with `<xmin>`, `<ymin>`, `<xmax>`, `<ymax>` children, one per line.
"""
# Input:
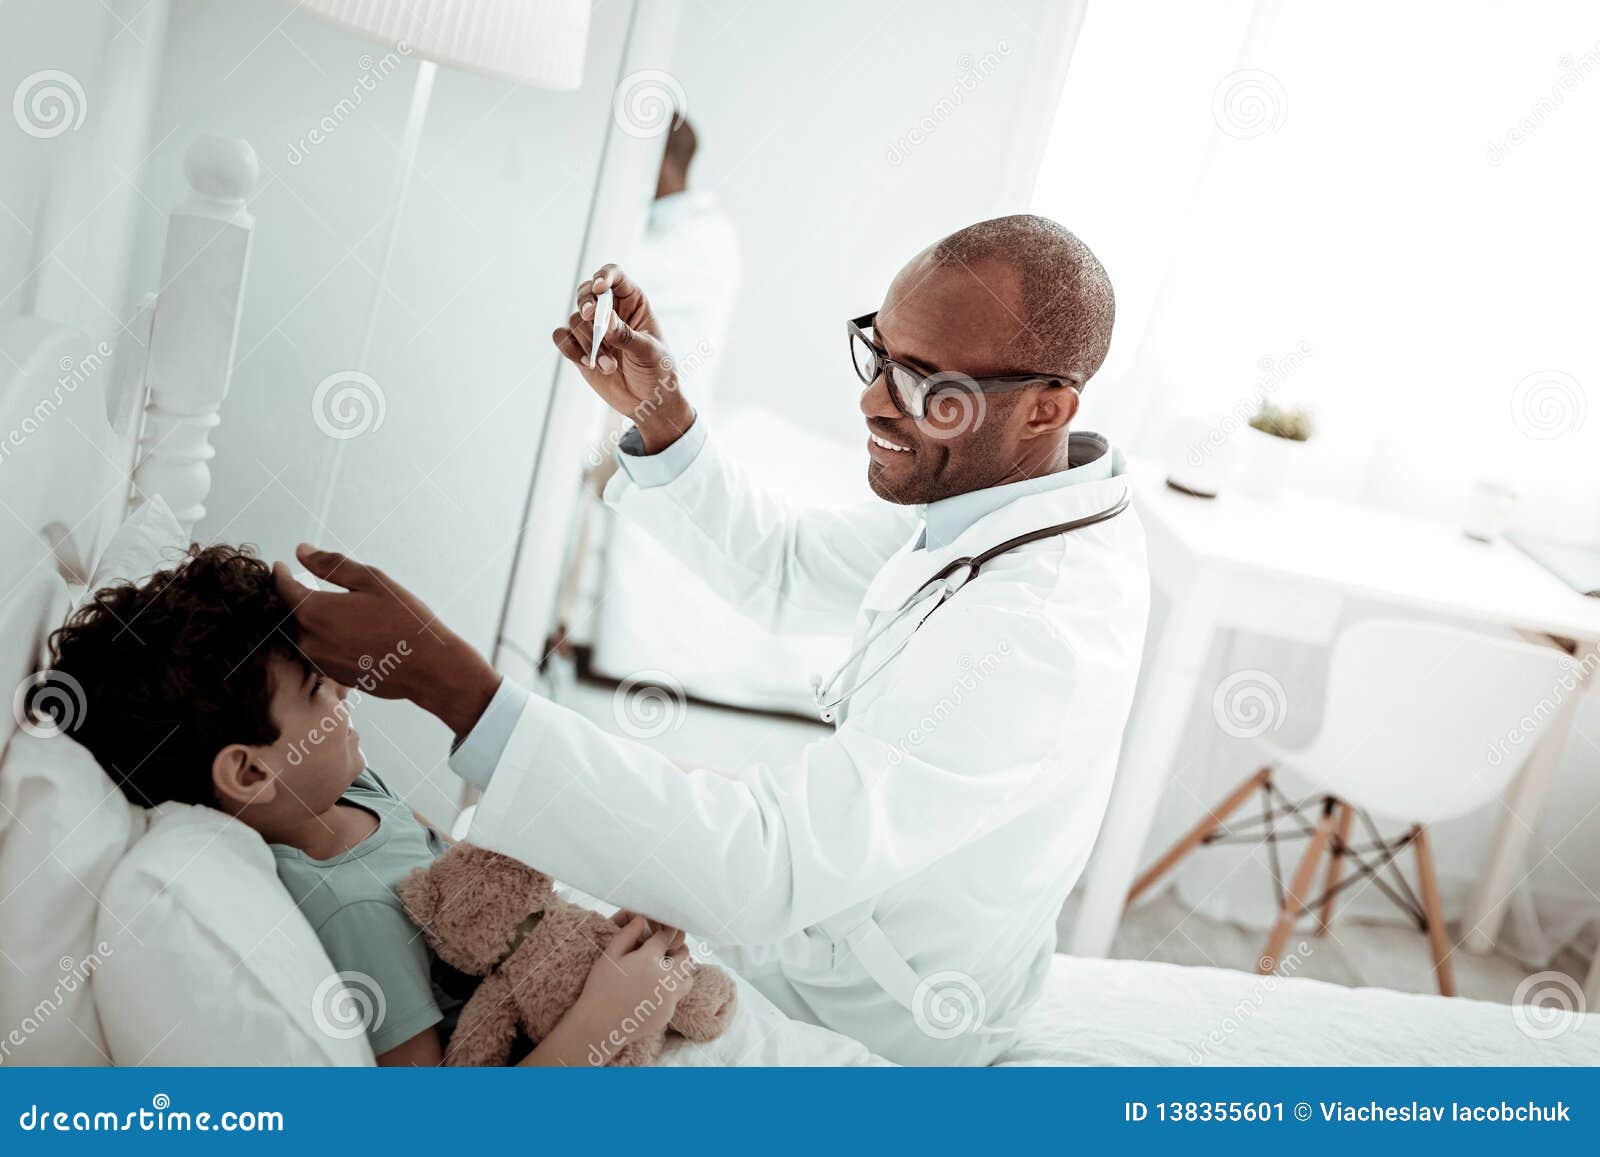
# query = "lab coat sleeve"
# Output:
<box><xmin>467</xmin><ymin>596</ymin><xmax>1072</xmax><ymax>946</ymax></box>
<box><xmin>602</xmin><ymin>423</ymin><xmax>915</xmax><ymax>636</ymax></box>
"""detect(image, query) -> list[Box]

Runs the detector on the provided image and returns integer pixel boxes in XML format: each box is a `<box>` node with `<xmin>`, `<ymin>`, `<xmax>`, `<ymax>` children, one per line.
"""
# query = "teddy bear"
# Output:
<box><xmin>397</xmin><ymin>842</ymin><xmax>737</xmax><ymax>1066</ymax></box>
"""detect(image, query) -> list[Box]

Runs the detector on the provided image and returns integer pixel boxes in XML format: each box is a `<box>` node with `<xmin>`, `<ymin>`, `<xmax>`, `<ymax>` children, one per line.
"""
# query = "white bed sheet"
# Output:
<box><xmin>1001</xmin><ymin>954</ymin><xmax>1600</xmax><ymax>1066</ymax></box>
<box><xmin>662</xmin><ymin>952</ymin><xmax>1599</xmax><ymax>1067</ymax></box>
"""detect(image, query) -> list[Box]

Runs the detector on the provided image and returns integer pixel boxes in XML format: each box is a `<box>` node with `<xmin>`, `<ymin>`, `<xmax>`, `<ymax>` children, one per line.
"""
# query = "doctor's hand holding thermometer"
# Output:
<box><xmin>555</xmin><ymin>264</ymin><xmax>696</xmax><ymax>455</ymax></box>
<box><xmin>276</xmin><ymin>217</ymin><xmax>1149</xmax><ymax>1065</ymax></box>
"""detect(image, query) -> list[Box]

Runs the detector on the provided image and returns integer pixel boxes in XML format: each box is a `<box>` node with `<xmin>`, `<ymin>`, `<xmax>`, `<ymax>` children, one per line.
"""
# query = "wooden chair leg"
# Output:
<box><xmin>1317</xmin><ymin>803</ymin><xmax>1355</xmax><ymax>936</ymax></box>
<box><xmin>1412</xmin><ymin>826</ymin><xmax>1457</xmax><ymax>997</ymax></box>
<box><xmin>1126</xmin><ymin>767</ymin><xmax>1272</xmax><ymax>907</ymax></box>
<box><xmin>1259</xmin><ymin>798</ymin><xmax>1336</xmax><ymax>973</ymax></box>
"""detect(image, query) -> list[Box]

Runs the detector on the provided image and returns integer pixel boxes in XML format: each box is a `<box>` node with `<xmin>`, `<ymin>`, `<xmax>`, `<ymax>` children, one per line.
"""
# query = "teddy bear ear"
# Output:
<box><xmin>396</xmin><ymin>864</ymin><xmax>438</xmax><ymax>926</ymax></box>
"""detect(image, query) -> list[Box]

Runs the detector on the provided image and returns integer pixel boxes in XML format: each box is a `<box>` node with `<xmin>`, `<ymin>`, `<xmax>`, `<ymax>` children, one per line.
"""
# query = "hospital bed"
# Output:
<box><xmin>1</xmin><ymin>135</ymin><xmax>1595</xmax><ymax>1069</ymax></box>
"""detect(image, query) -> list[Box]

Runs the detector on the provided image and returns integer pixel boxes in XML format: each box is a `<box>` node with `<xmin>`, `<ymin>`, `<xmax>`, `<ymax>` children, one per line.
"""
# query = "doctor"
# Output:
<box><xmin>276</xmin><ymin>214</ymin><xmax>1149</xmax><ymax>1065</ymax></box>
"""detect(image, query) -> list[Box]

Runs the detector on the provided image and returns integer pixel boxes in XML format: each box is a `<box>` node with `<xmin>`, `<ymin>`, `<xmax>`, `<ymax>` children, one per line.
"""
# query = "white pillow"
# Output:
<box><xmin>94</xmin><ymin>803</ymin><xmax>374</xmax><ymax>1066</ymax></box>
<box><xmin>0</xmin><ymin>730</ymin><xmax>138</xmax><ymax>1065</ymax></box>
<box><xmin>80</xmin><ymin>495</ymin><xmax>186</xmax><ymax>598</ymax></box>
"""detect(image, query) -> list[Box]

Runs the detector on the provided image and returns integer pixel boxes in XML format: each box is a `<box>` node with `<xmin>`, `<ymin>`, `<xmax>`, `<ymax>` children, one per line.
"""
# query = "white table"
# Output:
<box><xmin>1068</xmin><ymin>463</ymin><xmax>1600</xmax><ymax>966</ymax></box>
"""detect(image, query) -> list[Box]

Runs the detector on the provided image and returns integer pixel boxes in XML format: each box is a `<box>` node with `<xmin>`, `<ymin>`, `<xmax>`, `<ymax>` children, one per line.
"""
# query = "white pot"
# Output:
<box><xmin>1235</xmin><ymin>426</ymin><xmax>1304</xmax><ymax>500</ymax></box>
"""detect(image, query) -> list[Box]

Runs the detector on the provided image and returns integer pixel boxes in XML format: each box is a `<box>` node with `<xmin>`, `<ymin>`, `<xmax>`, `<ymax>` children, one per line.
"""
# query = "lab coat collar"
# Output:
<box><xmin>649</xmin><ymin>189</ymin><xmax>722</xmax><ymax>230</ymax></box>
<box><xmin>859</xmin><ymin>439</ymin><xmax>1131</xmax><ymax>613</ymax></box>
<box><xmin>919</xmin><ymin>431</ymin><xmax>1114</xmax><ymax>551</ymax></box>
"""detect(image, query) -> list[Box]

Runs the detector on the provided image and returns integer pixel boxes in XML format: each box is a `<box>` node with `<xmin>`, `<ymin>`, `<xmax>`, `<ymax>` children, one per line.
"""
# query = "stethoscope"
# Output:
<box><xmin>811</xmin><ymin>487</ymin><xmax>1131</xmax><ymax>723</ymax></box>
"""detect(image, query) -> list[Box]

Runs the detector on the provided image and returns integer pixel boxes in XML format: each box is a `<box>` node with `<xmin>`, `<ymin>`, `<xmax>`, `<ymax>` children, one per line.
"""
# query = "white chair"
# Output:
<box><xmin>1128</xmin><ymin>620</ymin><xmax>1576</xmax><ymax>996</ymax></box>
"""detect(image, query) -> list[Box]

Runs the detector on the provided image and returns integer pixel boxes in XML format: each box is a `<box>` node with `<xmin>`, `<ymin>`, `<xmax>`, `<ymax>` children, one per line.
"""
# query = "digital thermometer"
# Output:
<box><xmin>588</xmin><ymin>288</ymin><xmax>614</xmax><ymax>368</ymax></box>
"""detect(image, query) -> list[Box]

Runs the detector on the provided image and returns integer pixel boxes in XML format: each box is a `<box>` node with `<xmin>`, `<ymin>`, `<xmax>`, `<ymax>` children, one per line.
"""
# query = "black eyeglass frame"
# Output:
<box><xmin>847</xmin><ymin>310</ymin><xmax>1074</xmax><ymax>420</ymax></box>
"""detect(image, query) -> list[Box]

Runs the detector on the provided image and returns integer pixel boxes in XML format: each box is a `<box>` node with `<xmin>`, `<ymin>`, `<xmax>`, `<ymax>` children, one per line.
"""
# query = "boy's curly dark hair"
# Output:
<box><xmin>38</xmin><ymin>543</ymin><xmax>307</xmax><ymax>808</ymax></box>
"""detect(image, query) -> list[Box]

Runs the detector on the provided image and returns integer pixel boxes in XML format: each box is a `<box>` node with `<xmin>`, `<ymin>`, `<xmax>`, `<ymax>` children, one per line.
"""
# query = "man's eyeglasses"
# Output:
<box><xmin>847</xmin><ymin>311</ymin><xmax>1072</xmax><ymax>421</ymax></box>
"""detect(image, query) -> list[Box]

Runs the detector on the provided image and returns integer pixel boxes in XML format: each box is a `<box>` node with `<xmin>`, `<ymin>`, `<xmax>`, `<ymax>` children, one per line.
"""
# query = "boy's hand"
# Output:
<box><xmin>272</xmin><ymin>546</ymin><xmax>501</xmax><ymax>739</ymax></box>
<box><xmin>551</xmin><ymin>264</ymin><xmax>695</xmax><ymax>454</ymax></box>
<box><xmin>609</xmin><ymin>907</ymin><xmax>686</xmax><ymax>951</ymax></box>
<box><xmin>576</xmin><ymin>915</ymin><xmax>693</xmax><ymax>1058</ymax></box>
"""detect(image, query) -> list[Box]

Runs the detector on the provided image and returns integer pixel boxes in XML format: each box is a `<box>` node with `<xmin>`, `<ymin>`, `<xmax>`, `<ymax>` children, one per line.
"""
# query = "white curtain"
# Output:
<box><xmin>1035</xmin><ymin>0</ymin><xmax>1600</xmax><ymax>964</ymax></box>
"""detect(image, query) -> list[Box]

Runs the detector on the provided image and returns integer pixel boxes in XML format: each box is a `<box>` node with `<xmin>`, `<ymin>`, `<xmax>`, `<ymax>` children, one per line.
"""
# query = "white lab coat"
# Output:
<box><xmin>469</xmin><ymin>434</ymin><xmax>1149</xmax><ymax>1064</ymax></box>
<box><xmin>628</xmin><ymin>190</ymin><xmax>741</xmax><ymax>403</ymax></box>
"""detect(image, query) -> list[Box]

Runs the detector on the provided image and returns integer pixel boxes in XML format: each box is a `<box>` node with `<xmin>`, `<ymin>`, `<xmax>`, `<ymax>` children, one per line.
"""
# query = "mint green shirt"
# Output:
<box><xmin>271</xmin><ymin>770</ymin><xmax>463</xmax><ymax>1055</ymax></box>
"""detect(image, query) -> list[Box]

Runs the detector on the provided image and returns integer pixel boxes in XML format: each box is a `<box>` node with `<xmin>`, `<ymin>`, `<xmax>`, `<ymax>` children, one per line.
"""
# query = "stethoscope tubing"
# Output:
<box><xmin>813</xmin><ymin>487</ymin><xmax>1132</xmax><ymax>722</ymax></box>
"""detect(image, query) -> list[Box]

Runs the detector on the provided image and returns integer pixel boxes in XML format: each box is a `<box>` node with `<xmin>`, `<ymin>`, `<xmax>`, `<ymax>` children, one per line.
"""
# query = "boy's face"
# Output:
<box><xmin>214</xmin><ymin>654</ymin><xmax>366</xmax><ymax>822</ymax></box>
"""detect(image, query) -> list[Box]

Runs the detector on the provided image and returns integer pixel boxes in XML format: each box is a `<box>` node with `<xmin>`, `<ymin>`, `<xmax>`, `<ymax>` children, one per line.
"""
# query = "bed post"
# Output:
<box><xmin>130</xmin><ymin>135</ymin><xmax>258</xmax><ymax>536</ymax></box>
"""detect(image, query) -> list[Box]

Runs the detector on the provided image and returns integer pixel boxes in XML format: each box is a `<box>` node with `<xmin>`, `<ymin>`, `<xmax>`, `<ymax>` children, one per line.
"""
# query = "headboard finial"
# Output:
<box><xmin>134</xmin><ymin>135</ymin><xmax>257</xmax><ymax>534</ymax></box>
<box><xmin>184</xmin><ymin>135</ymin><xmax>259</xmax><ymax>209</ymax></box>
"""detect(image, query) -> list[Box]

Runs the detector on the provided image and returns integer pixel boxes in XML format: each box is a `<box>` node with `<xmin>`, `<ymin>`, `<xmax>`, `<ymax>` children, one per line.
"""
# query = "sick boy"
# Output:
<box><xmin>42</xmin><ymin>544</ymin><xmax>692</xmax><ymax>1065</ymax></box>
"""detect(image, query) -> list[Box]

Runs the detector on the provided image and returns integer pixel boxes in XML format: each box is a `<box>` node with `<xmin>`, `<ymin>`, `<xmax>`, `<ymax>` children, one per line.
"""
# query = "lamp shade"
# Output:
<box><xmin>298</xmin><ymin>0</ymin><xmax>591</xmax><ymax>90</ymax></box>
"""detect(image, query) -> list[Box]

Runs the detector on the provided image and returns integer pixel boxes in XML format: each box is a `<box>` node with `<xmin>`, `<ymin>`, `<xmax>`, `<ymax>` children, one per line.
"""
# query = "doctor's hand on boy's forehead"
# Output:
<box><xmin>272</xmin><ymin>544</ymin><xmax>503</xmax><ymax>739</ymax></box>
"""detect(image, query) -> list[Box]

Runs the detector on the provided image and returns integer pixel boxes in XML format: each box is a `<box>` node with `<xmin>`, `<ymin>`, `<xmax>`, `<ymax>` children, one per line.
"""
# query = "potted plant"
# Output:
<box><xmin>1237</xmin><ymin>400</ymin><xmax>1314</xmax><ymax>499</ymax></box>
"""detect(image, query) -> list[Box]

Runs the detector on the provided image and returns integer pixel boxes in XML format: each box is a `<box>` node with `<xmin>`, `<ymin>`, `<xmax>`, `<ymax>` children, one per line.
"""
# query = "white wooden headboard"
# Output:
<box><xmin>0</xmin><ymin>135</ymin><xmax>259</xmax><ymax>751</ymax></box>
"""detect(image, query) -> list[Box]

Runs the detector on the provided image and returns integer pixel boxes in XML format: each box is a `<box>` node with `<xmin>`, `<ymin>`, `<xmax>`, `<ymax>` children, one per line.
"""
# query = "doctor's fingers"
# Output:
<box><xmin>293</xmin><ymin>543</ymin><xmax>389</xmax><ymax>591</ymax></box>
<box><xmin>551</xmin><ymin>325</ymin><xmax>618</xmax><ymax>376</ymax></box>
<box><xmin>565</xmin><ymin>309</ymin><xmax>602</xmax><ymax>356</ymax></box>
<box><xmin>574</xmin><ymin>262</ymin><xmax>638</xmax><ymax>307</ymax></box>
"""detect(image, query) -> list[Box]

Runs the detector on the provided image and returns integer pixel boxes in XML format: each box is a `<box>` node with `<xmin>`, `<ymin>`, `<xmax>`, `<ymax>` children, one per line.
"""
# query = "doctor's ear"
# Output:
<box><xmin>211</xmin><ymin>744</ymin><xmax>279</xmax><ymax>811</ymax></box>
<box><xmin>1020</xmin><ymin>383</ymin><xmax>1081</xmax><ymax>437</ymax></box>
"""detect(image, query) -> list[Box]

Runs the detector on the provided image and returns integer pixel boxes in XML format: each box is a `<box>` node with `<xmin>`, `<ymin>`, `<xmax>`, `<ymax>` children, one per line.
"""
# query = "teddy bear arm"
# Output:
<box><xmin>443</xmin><ymin>970</ymin><xmax>521</xmax><ymax>1067</ymax></box>
<box><xmin>668</xmin><ymin>963</ymin><xmax>738</xmax><ymax>1042</ymax></box>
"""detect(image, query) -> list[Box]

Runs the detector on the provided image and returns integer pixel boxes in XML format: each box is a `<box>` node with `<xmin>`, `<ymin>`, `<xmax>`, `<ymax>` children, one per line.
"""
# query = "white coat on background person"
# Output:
<box><xmin>582</xmin><ymin>114</ymin><xmax>747</xmax><ymax>687</ymax></box>
<box><xmin>631</xmin><ymin>115</ymin><xmax>740</xmax><ymax>403</ymax></box>
<box><xmin>276</xmin><ymin>215</ymin><xmax>1149</xmax><ymax>1065</ymax></box>
<box><xmin>628</xmin><ymin>191</ymin><xmax>740</xmax><ymax>400</ymax></box>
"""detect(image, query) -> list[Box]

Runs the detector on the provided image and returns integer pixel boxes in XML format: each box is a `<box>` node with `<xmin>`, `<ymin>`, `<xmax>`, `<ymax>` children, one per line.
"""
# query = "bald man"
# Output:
<box><xmin>278</xmin><ymin>216</ymin><xmax>1149</xmax><ymax>1065</ymax></box>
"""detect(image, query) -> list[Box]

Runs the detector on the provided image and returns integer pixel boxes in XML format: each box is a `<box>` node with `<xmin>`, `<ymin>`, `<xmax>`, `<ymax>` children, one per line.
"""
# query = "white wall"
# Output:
<box><xmin>122</xmin><ymin>0</ymin><xmax>642</xmax><ymax>818</ymax></box>
<box><xmin>660</xmin><ymin>0</ymin><xmax>1083</xmax><ymax>450</ymax></box>
<box><xmin>0</xmin><ymin>0</ymin><xmax>166</xmax><ymax>335</ymax></box>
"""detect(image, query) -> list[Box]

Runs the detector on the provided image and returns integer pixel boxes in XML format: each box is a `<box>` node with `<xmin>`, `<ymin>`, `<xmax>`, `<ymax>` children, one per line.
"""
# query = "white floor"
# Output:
<box><xmin>553</xmin><ymin>676</ymin><xmax>1591</xmax><ymax>1008</ymax></box>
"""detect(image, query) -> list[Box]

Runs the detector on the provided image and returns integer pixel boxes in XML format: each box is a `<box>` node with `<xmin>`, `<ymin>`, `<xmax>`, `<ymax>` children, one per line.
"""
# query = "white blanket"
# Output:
<box><xmin>661</xmin><ymin>954</ymin><xmax>1599</xmax><ymax>1066</ymax></box>
<box><xmin>1004</xmin><ymin>955</ymin><xmax>1599</xmax><ymax>1066</ymax></box>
